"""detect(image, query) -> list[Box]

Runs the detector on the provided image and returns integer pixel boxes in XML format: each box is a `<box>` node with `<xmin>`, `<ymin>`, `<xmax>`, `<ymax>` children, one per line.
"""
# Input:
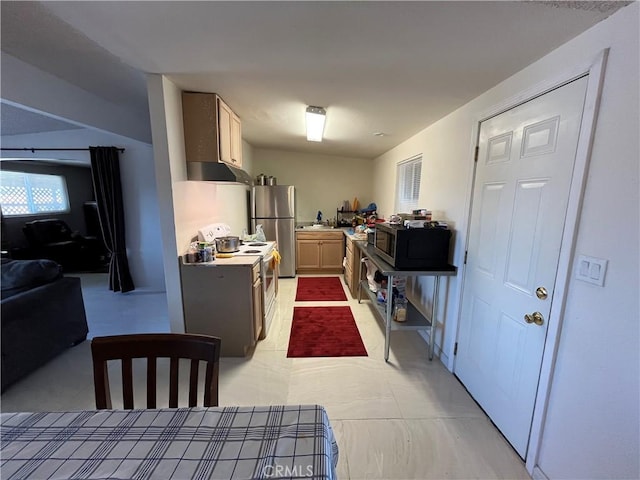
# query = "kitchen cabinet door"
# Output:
<box><xmin>218</xmin><ymin>97</ymin><xmax>243</xmax><ymax>168</ymax></box>
<box><xmin>320</xmin><ymin>240</ymin><xmax>344</xmax><ymax>270</ymax></box>
<box><xmin>296</xmin><ymin>240</ymin><xmax>321</xmax><ymax>270</ymax></box>
<box><xmin>218</xmin><ymin>98</ymin><xmax>233</xmax><ymax>164</ymax></box>
<box><xmin>231</xmin><ymin>112</ymin><xmax>243</xmax><ymax>167</ymax></box>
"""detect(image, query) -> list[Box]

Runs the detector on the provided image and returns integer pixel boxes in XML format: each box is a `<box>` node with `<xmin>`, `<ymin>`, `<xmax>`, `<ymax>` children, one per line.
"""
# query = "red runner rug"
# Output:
<box><xmin>287</xmin><ymin>306</ymin><xmax>367</xmax><ymax>357</ymax></box>
<box><xmin>295</xmin><ymin>276</ymin><xmax>347</xmax><ymax>301</ymax></box>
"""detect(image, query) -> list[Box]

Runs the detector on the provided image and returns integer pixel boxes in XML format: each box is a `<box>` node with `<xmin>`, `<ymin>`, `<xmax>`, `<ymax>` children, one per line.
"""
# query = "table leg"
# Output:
<box><xmin>385</xmin><ymin>274</ymin><xmax>394</xmax><ymax>362</ymax></box>
<box><xmin>430</xmin><ymin>275</ymin><xmax>440</xmax><ymax>361</ymax></box>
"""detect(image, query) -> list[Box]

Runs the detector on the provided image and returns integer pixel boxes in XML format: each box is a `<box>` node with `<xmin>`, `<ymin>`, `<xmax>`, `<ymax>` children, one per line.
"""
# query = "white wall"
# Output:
<box><xmin>147</xmin><ymin>75</ymin><xmax>252</xmax><ymax>333</ymax></box>
<box><xmin>253</xmin><ymin>148</ymin><xmax>374</xmax><ymax>224</ymax></box>
<box><xmin>241</xmin><ymin>139</ymin><xmax>255</xmax><ymax>178</ymax></box>
<box><xmin>1</xmin><ymin>128</ymin><xmax>165</xmax><ymax>292</ymax></box>
<box><xmin>1</xmin><ymin>53</ymin><xmax>150</xmax><ymax>143</ymax></box>
<box><xmin>372</xmin><ymin>4</ymin><xmax>639</xmax><ymax>478</ymax></box>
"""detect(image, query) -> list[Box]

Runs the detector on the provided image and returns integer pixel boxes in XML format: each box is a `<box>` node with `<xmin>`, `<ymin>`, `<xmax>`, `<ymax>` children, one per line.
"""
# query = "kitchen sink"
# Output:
<box><xmin>300</xmin><ymin>224</ymin><xmax>335</xmax><ymax>229</ymax></box>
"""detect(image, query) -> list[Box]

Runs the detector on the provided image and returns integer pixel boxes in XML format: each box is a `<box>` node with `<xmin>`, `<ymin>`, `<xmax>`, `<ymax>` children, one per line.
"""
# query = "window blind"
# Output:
<box><xmin>395</xmin><ymin>155</ymin><xmax>422</xmax><ymax>213</ymax></box>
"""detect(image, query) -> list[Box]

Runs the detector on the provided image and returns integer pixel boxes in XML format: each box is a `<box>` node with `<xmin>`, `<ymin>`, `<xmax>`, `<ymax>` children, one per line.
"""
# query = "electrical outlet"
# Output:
<box><xmin>575</xmin><ymin>254</ymin><xmax>608</xmax><ymax>286</ymax></box>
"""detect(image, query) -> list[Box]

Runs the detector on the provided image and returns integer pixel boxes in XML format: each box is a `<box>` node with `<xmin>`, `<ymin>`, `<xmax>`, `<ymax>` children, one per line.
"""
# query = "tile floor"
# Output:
<box><xmin>1</xmin><ymin>273</ymin><xmax>530</xmax><ymax>479</ymax></box>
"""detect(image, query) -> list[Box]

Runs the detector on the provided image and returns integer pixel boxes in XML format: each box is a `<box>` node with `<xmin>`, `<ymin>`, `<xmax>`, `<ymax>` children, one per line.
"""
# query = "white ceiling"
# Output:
<box><xmin>0</xmin><ymin>1</ymin><xmax>629</xmax><ymax>159</ymax></box>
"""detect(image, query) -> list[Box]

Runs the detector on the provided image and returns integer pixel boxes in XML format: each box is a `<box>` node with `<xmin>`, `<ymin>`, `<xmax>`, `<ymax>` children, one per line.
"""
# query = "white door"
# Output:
<box><xmin>455</xmin><ymin>76</ymin><xmax>588</xmax><ymax>458</ymax></box>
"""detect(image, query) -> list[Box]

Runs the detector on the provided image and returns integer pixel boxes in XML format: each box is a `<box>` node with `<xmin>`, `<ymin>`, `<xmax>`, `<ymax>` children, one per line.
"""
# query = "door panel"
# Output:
<box><xmin>477</xmin><ymin>183</ymin><xmax>505</xmax><ymax>276</ymax></box>
<box><xmin>455</xmin><ymin>76</ymin><xmax>588</xmax><ymax>457</ymax></box>
<box><xmin>505</xmin><ymin>179</ymin><xmax>548</xmax><ymax>293</ymax></box>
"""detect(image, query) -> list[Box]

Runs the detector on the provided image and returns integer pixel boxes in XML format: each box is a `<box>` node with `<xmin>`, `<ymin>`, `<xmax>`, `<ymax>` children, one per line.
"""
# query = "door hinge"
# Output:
<box><xmin>474</xmin><ymin>146</ymin><xmax>479</xmax><ymax>162</ymax></box>
<box><xmin>464</xmin><ymin>251</ymin><xmax>468</xmax><ymax>264</ymax></box>
<box><xmin>454</xmin><ymin>342</ymin><xmax>458</xmax><ymax>356</ymax></box>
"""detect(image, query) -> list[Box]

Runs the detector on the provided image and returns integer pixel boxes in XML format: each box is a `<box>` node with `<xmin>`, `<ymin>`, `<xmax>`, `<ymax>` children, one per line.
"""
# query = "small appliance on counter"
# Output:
<box><xmin>374</xmin><ymin>222</ymin><xmax>453</xmax><ymax>270</ymax></box>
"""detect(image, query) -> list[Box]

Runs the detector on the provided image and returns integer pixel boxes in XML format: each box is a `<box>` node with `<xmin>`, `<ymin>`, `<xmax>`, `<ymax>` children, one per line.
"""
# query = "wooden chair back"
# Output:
<box><xmin>91</xmin><ymin>333</ymin><xmax>221</xmax><ymax>409</ymax></box>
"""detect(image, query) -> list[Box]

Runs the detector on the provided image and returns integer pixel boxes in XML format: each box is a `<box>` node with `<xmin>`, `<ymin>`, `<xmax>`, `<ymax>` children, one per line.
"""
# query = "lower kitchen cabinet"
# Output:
<box><xmin>344</xmin><ymin>235</ymin><xmax>362</xmax><ymax>298</ymax></box>
<box><xmin>296</xmin><ymin>231</ymin><xmax>344</xmax><ymax>274</ymax></box>
<box><xmin>180</xmin><ymin>257</ymin><xmax>261</xmax><ymax>356</ymax></box>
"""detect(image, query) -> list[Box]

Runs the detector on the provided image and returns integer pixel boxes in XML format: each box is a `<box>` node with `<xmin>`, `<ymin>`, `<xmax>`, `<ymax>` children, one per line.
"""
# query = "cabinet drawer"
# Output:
<box><xmin>345</xmin><ymin>262</ymin><xmax>353</xmax><ymax>285</ymax></box>
<box><xmin>296</xmin><ymin>231</ymin><xmax>343</xmax><ymax>241</ymax></box>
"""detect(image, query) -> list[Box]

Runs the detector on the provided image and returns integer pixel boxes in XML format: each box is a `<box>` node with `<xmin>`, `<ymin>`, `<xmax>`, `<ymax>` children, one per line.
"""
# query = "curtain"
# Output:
<box><xmin>89</xmin><ymin>146</ymin><xmax>135</xmax><ymax>293</ymax></box>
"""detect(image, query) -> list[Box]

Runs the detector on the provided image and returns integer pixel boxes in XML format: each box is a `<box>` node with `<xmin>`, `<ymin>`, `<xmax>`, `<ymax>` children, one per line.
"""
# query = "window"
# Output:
<box><xmin>395</xmin><ymin>155</ymin><xmax>422</xmax><ymax>213</ymax></box>
<box><xmin>0</xmin><ymin>170</ymin><xmax>70</xmax><ymax>216</ymax></box>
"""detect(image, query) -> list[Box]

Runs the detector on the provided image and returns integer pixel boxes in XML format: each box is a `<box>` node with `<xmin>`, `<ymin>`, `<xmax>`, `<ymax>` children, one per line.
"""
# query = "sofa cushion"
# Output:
<box><xmin>1</xmin><ymin>259</ymin><xmax>63</xmax><ymax>300</ymax></box>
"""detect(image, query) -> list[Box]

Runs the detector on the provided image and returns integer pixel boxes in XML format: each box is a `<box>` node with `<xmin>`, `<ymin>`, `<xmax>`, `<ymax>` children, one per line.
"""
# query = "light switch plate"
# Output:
<box><xmin>575</xmin><ymin>254</ymin><xmax>608</xmax><ymax>286</ymax></box>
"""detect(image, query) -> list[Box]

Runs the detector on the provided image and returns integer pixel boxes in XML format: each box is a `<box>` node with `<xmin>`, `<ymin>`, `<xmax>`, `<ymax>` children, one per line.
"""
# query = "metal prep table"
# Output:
<box><xmin>355</xmin><ymin>241</ymin><xmax>457</xmax><ymax>362</ymax></box>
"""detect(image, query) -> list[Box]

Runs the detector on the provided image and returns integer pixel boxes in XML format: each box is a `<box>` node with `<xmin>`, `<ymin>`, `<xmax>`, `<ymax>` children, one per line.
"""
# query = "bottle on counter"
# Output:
<box><xmin>393</xmin><ymin>295</ymin><xmax>407</xmax><ymax>322</ymax></box>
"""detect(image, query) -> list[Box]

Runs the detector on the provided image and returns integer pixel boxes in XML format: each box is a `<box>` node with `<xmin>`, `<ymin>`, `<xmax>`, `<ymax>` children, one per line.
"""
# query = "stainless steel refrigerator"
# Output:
<box><xmin>251</xmin><ymin>185</ymin><xmax>296</xmax><ymax>277</ymax></box>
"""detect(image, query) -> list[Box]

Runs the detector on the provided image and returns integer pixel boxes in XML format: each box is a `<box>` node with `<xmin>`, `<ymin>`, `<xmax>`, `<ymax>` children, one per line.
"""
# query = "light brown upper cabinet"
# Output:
<box><xmin>182</xmin><ymin>92</ymin><xmax>243</xmax><ymax>168</ymax></box>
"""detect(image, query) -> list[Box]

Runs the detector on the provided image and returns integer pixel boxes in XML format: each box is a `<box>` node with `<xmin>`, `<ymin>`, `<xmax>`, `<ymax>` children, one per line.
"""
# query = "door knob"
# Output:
<box><xmin>524</xmin><ymin>312</ymin><xmax>544</xmax><ymax>326</ymax></box>
<box><xmin>536</xmin><ymin>286</ymin><xmax>548</xmax><ymax>300</ymax></box>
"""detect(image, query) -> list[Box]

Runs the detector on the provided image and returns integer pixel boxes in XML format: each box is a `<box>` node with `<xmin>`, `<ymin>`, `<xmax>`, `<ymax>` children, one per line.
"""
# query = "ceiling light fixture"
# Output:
<box><xmin>305</xmin><ymin>106</ymin><xmax>326</xmax><ymax>142</ymax></box>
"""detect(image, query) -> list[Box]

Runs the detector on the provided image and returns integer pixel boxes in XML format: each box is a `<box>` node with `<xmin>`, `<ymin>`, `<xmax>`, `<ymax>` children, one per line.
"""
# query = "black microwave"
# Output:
<box><xmin>374</xmin><ymin>222</ymin><xmax>451</xmax><ymax>270</ymax></box>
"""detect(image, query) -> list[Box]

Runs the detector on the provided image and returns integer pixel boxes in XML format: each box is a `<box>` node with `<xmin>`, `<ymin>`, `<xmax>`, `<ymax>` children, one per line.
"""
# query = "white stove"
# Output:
<box><xmin>234</xmin><ymin>241</ymin><xmax>276</xmax><ymax>257</ymax></box>
<box><xmin>233</xmin><ymin>240</ymin><xmax>277</xmax><ymax>339</ymax></box>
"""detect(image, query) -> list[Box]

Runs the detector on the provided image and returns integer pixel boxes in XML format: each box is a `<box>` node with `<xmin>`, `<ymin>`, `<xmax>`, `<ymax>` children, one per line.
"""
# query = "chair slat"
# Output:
<box><xmin>147</xmin><ymin>357</ymin><xmax>157</xmax><ymax>409</ymax></box>
<box><xmin>93</xmin><ymin>360</ymin><xmax>111</xmax><ymax>409</ymax></box>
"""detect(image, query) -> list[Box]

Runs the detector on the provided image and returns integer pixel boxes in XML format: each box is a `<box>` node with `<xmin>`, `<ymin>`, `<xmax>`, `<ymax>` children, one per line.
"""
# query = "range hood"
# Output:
<box><xmin>186</xmin><ymin>162</ymin><xmax>253</xmax><ymax>185</ymax></box>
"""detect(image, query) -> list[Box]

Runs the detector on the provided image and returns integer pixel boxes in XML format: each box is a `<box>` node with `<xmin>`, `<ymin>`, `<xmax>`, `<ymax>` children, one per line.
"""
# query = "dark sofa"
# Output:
<box><xmin>21</xmin><ymin>219</ymin><xmax>107</xmax><ymax>272</ymax></box>
<box><xmin>1</xmin><ymin>258</ymin><xmax>89</xmax><ymax>392</ymax></box>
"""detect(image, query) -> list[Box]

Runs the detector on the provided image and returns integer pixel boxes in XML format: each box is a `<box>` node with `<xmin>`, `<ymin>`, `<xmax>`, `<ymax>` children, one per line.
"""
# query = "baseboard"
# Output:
<box><xmin>532</xmin><ymin>466</ymin><xmax>549</xmax><ymax>480</ymax></box>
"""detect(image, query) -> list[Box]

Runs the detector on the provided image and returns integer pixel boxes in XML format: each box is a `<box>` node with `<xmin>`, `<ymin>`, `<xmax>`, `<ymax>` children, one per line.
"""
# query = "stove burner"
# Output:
<box><xmin>248</xmin><ymin>242</ymin><xmax>267</xmax><ymax>246</ymax></box>
<box><xmin>243</xmin><ymin>249</ymin><xmax>262</xmax><ymax>254</ymax></box>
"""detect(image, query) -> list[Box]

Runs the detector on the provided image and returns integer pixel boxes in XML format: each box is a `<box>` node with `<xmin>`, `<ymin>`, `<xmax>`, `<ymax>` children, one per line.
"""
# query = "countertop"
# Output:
<box><xmin>344</xmin><ymin>230</ymin><xmax>368</xmax><ymax>241</ymax></box>
<box><xmin>181</xmin><ymin>255</ymin><xmax>260</xmax><ymax>267</ymax></box>
<box><xmin>295</xmin><ymin>226</ymin><xmax>367</xmax><ymax>240</ymax></box>
<box><xmin>295</xmin><ymin>225</ymin><xmax>345</xmax><ymax>232</ymax></box>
